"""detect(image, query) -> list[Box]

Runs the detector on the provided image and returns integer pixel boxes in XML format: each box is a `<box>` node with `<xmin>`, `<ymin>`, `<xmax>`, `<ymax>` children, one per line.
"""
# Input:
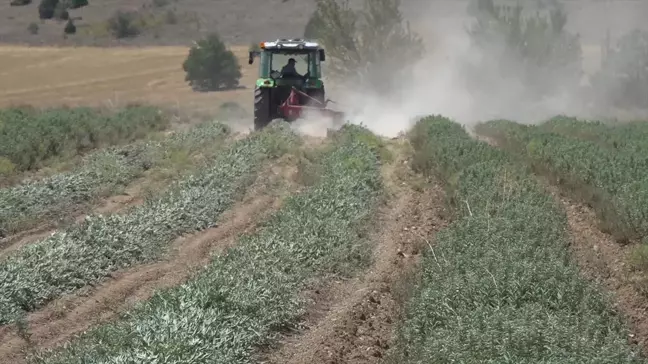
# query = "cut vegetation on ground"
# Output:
<box><xmin>0</xmin><ymin>123</ymin><xmax>299</xmax><ymax>325</ymax></box>
<box><xmin>0</xmin><ymin>119</ymin><xmax>231</xmax><ymax>239</ymax></box>
<box><xmin>26</xmin><ymin>124</ymin><xmax>384</xmax><ymax>364</ymax></box>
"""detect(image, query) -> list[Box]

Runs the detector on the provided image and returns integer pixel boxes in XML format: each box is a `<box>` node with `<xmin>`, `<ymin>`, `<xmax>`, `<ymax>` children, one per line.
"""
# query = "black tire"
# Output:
<box><xmin>254</xmin><ymin>86</ymin><xmax>271</xmax><ymax>131</ymax></box>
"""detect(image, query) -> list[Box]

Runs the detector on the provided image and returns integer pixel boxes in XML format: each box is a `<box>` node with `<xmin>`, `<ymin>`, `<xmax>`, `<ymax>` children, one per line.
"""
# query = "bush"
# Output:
<box><xmin>107</xmin><ymin>10</ymin><xmax>141</xmax><ymax>38</ymax></box>
<box><xmin>68</xmin><ymin>0</ymin><xmax>88</xmax><ymax>9</ymax></box>
<box><xmin>592</xmin><ymin>29</ymin><xmax>648</xmax><ymax>110</ymax></box>
<box><xmin>10</xmin><ymin>0</ymin><xmax>31</xmax><ymax>6</ymax></box>
<box><xmin>467</xmin><ymin>0</ymin><xmax>582</xmax><ymax>99</ymax></box>
<box><xmin>64</xmin><ymin>19</ymin><xmax>76</xmax><ymax>34</ymax></box>
<box><xmin>54</xmin><ymin>1</ymin><xmax>69</xmax><ymax>21</ymax></box>
<box><xmin>27</xmin><ymin>22</ymin><xmax>39</xmax><ymax>34</ymax></box>
<box><xmin>182</xmin><ymin>33</ymin><xmax>242</xmax><ymax>92</ymax></box>
<box><xmin>38</xmin><ymin>0</ymin><xmax>58</xmax><ymax>19</ymax></box>
<box><xmin>303</xmin><ymin>0</ymin><xmax>423</xmax><ymax>91</ymax></box>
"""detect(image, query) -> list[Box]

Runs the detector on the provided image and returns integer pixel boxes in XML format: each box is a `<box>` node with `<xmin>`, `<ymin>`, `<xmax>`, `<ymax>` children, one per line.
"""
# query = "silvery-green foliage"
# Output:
<box><xmin>30</xmin><ymin>124</ymin><xmax>383</xmax><ymax>364</ymax></box>
<box><xmin>0</xmin><ymin>121</ymin><xmax>231</xmax><ymax>237</ymax></box>
<box><xmin>0</xmin><ymin>123</ymin><xmax>298</xmax><ymax>325</ymax></box>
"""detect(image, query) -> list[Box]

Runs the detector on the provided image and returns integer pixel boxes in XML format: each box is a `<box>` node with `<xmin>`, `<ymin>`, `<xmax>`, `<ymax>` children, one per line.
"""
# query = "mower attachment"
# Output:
<box><xmin>278</xmin><ymin>87</ymin><xmax>345</xmax><ymax>122</ymax></box>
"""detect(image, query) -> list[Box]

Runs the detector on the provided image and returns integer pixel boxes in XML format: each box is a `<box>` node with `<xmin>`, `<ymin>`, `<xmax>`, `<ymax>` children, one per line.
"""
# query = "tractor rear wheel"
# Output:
<box><xmin>254</xmin><ymin>86</ymin><xmax>271</xmax><ymax>131</ymax></box>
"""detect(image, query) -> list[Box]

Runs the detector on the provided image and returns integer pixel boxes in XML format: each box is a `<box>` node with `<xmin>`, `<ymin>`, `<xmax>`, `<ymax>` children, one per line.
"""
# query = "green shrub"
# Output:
<box><xmin>107</xmin><ymin>10</ymin><xmax>141</xmax><ymax>38</ymax></box>
<box><xmin>27</xmin><ymin>22</ymin><xmax>39</xmax><ymax>35</ymax></box>
<box><xmin>64</xmin><ymin>19</ymin><xmax>76</xmax><ymax>34</ymax></box>
<box><xmin>68</xmin><ymin>0</ymin><xmax>87</xmax><ymax>9</ymax></box>
<box><xmin>183</xmin><ymin>33</ymin><xmax>242</xmax><ymax>91</ymax></box>
<box><xmin>38</xmin><ymin>0</ymin><xmax>58</xmax><ymax>19</ymax></box>
<box><xmin>10</xmin><ymin>0</ymin><xmax>32</xmax><ymax>6</ymax></box>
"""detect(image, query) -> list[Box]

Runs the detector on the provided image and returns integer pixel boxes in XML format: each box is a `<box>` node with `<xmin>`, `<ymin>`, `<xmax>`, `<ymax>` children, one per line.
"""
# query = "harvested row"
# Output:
<box><xmin>30</xmin><ymin>124</ymin><xmax>384</xmax><ymax>364</ymax></box>
<box><xmin>0</xmin><ymin>105</ymin><xmax>172</xmax><ymax>177</ymax></box>
<box><xmin>388</xmin><ymin>116</ymin><xmax>644</xmax><ymax>363</ymax></box>
<box><xmin>0</xmin><ymin>123</ymin><xmax>300</xmax><ymax>326</ymax></box>
<box><xmin>0</xmin><ymin>120</ymin><xmax>231</xmax><ymax>239</ymax></box>
<box><xmin>476</xmin><ymin>120</ymin><xmax>648</xmax><ymax>243</ymax></box>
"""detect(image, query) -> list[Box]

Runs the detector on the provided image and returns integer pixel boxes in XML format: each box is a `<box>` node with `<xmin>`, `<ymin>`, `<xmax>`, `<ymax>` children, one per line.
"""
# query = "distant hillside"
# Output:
<box><xmin>0</xmin><ymin>0</ymin><xmax>646</xmax><ymax>47</ymax></box>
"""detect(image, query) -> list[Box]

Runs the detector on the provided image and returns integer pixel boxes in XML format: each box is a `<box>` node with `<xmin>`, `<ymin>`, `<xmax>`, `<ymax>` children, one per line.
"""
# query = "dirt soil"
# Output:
<box><xmin>260</xmin><ymin>139</ymin><xmax>448</xmax><ymax>364</ymax></box>
<box><xmin>0</xmin><ymin>155</ymin><xmax>301</xmax><ymax>364</ymax></box>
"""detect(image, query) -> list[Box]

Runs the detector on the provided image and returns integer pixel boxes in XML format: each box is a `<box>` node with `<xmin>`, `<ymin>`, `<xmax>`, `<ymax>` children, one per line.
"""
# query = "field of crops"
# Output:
<box><xmin>3</xmin><ymin>104</ymin><xmax>648</xmax><ymax>363</ymax></box>
<box><xmin>388</xmin><ymin>116</ymin><xmax>644</xmax><ymax>363</ymax></box>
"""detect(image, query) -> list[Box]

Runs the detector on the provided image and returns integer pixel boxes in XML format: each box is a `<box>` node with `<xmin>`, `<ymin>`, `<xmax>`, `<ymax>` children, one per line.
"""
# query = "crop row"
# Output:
<box><xmin>30</xmin><ymin>124</ymin><xmax>384</xmax><ymax>364</ymax></box>
<box><xmin>0</xmin><ymin>123</ymin><xmax>300</xmax><ymax>325</ymax></box>
<box><xmin>476</xmin><ymin>119</ymin><xmax>648</xmax><ymax>243</ymax></box>
<box><xmin>0</xmin><ymin>120</ymin><xmax>232</xmax><ymax>238</ymax></box>
<box><xmin>388</xmin><ymin>116</ymin><xmax>643</xmax><ymax>363</ymax></box>
<box><xmin>538</xmin><ymin>116</ymin><xmax>648</xmax><ymax>154</ymax></box>
<box><xmin>0</xmin><ymin>105</ymin><xmax>172</xmax><ymax>173</ymax></box>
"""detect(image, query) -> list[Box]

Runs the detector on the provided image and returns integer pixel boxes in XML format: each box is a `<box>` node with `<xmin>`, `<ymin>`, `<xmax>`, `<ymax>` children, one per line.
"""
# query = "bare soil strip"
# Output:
<box><xmin>262</xmin><ymin>140</ymin><xmax>448</xmax><ymax>364</ymax></box>
<box><xmin>0</xmin><ymin>155</ymin><xmax>300</xmax><ymax>364</ymax></box>
<box><xmin>548</xmin><ymin>185</ymin><xmax>648</xmax><ymax>355</ymax></box>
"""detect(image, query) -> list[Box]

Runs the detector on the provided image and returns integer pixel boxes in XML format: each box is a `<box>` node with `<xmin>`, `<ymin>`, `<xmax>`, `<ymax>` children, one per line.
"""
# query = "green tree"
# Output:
<box><xmin>54</xmin><ymin>1</ymin><xmax>69</xmax><ymax>20</ymax></box>
<box><xmin>10</xmin><ymin>0</ymin><xmax>32</xmax><ymax>6</ymax></box>
<box><xmin>68</xmin><ymin>0</ymin><xmax>88</xmax><ymax>9</ymax></box>
<box><xmin>182</xmin><ymin>33</ymin><xmax>242</xmax><ymax>92</ymax></box>
<box><xmin>107</xmin><ymin>10</ymin><xmax>140</xmax><ymax>38</ymax></box>
<box><xmin>27</xmin><ymin>22</ymin><xmax>39</xmax><ymax>34</ymax></box>
<box><xmin>64</xmin><ymin>19</ymin><xmax>76</xmax><ymax>34</ymax></box>
<box><xmin>303</xmin><ymin>0</ymin><xmax>423</xmax><ymax>91</ymax></box>
<box><xmin>38</xmin><ymin>0</ymin><xmax>58</xmax><ymax>19</ymax></box>
<box><xmin>467</xmin><ymin>0</ymin><xmax>582</xmax><ymax>98</ymax></box>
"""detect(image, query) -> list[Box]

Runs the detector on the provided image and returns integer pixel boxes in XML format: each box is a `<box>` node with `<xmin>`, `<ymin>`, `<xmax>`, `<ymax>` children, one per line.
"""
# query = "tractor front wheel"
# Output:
<box><xmin>254</xmin><ymin>86</ymin><xmax>272</xmax><ymax>131</ymax></box>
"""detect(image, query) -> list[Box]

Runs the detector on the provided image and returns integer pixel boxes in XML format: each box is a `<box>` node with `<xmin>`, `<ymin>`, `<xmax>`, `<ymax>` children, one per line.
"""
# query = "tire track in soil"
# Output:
<box><xmin>260</xmin><ymin>140</ymin><xmax>448</xmax><ymax>364</ymax></box>
<box><xmin>0</xmin><ymin>155</ymin><xmax>301</xmax><ymax>364</ymax></box>
<box><xmin>474</xmin><ymin>132</ymin><xmax>648</xmax><ymax>356</ymax></box>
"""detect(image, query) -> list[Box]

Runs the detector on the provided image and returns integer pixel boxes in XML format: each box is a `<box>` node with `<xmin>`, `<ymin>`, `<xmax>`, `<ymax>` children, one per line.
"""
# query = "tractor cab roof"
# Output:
<box><xmin>259</xmin><ymin>38</ymin><xmax>321</xmax><ymax>51</ymax></box>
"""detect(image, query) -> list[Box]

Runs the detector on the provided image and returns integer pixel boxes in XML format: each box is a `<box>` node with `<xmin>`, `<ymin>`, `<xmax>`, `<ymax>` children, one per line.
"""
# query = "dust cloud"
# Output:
<box><xmin>326</xmin><ymin>0</ymin><xmax>648</xmax><ymax>138</ymax></box>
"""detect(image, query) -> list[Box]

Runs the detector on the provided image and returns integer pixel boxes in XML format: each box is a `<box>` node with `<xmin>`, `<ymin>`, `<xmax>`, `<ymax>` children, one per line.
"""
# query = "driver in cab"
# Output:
<box><xmin>280</xmin><ymin>58</ymin><xmax>302</xmax><ymax>78</ymax></box>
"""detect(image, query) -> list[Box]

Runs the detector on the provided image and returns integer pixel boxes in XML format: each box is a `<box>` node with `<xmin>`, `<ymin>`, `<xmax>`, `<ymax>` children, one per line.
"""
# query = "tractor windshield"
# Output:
<box><xmin>272</xmin><ymin>53</ymin><xmax>309</xmax><ymax>76</ymax></box>
<box><xmin>259</xmin><ymin>50</ymin><xmax>320</xmax><ymax>79</ymax></box>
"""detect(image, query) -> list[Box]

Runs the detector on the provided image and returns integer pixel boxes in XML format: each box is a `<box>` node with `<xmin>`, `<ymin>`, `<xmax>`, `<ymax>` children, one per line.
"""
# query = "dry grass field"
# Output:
<box><xmin>0</xmin><ymin>44</ymin><xmax>255</xmax><ymax>115</ymax></box>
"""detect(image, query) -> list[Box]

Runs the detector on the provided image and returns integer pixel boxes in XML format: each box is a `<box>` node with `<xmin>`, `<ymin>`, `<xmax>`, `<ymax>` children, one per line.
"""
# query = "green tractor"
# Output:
<box><xmin>248</xmin><ymin>38</ymin><xmax>344</xmax><ymax>131</ymax></box>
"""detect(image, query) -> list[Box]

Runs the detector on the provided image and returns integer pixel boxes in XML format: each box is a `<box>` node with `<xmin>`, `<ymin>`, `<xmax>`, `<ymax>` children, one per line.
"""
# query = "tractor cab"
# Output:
<box><xmin>249</xmin><ymin>38</ymin><xmax>326</xmax><ymax>92</ymax></box>
<box><xmin>249</xmin><ymin>39</ymin><xmax>341</xmax><ymax>130</ymax></box>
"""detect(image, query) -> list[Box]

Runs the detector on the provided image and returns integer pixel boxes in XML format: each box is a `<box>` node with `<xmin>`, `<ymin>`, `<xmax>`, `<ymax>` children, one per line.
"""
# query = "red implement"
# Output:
<box><xmin>278</xmin><ymin>87</ymin><xmax>345</xmax><ymax>122</ymax></box>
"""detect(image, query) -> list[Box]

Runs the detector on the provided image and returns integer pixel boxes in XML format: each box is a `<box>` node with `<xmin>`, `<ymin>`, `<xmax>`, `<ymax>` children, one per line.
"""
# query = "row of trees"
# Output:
<box><xmin>183</xmin><ymin>0</ymin><xmax>647</xmax><ymax>114</ymax></box>
<box><xmin>300</xmin><ymin>0</ymin><xmax>648</xmax><ymax>112</ymax></box>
